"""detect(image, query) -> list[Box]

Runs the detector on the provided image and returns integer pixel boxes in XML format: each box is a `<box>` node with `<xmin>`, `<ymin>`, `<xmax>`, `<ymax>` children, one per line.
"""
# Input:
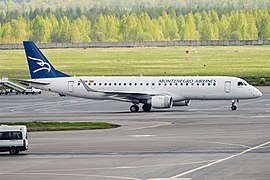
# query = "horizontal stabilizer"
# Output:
<box><xmin>12</xmin><ymin>79</ymin><xmax>50</xmax><ymax>86</ymax></box>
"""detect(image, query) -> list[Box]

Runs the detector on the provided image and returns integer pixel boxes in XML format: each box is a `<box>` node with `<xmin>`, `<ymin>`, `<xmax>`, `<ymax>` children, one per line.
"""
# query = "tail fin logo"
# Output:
<box><xmin>28</xmin><ymin>56</ymin><xmax>51</xmax><ymax>73</ymax></box>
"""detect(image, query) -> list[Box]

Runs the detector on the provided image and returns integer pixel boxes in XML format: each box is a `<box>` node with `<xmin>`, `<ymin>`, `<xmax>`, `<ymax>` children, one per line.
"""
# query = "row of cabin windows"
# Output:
<box><xmin>78</xmin><ymin>82</ymin><xmax>216</xmax><ymax>87</ymax></box>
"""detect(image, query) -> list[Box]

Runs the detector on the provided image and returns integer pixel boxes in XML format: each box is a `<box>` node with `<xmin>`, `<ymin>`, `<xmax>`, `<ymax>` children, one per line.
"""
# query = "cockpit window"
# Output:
<box><xmin>237</xmin><ymin>82</ymin><xmax>248</xmax><ymax>86</ymax></box>
<box><xmin>238</xmin><ymin>82</ymin><xmax>244</xmax><ymax>86</ymax></box>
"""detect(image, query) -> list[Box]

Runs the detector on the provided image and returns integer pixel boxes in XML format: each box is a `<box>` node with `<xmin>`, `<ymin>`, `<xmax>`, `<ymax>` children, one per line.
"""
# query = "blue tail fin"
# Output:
<box><xmin>23</xmin><ymin>41</ymin><xmax>69</xmax><ymax>79</ymax></box>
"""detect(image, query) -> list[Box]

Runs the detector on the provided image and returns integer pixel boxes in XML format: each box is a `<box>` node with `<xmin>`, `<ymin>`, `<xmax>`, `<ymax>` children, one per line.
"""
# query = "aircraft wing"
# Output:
<box><xmin>80</xmin><ymin>79</ymin><xmax>163</xmax><ymax>102</ymax></box>
<box><xmin>102</xmin><ymin>91</ymin><xmax>153</xmax><ymax>102</ymax></box>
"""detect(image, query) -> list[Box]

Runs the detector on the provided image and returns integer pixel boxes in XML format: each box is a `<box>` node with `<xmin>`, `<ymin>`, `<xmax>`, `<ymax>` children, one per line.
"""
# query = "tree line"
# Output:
<box><xmin>1</xmin><ymin>0</ymin><xmax>270</xmax><ymax>13</ymax></box>
<box><xmin>0</xmin><ymin>8</ymin><xmax>269</xmax><ymax>43</ymax></box>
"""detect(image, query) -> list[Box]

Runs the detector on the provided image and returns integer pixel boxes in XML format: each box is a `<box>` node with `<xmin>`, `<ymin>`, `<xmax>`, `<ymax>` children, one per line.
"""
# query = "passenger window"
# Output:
<box><xmin>0</xmin><ymin>132</ymin><xmax>9</xmax><ymax>140</ymax></box>
<box><xmin>11</xmin><ymin>132</ymin><xmax>22</xmax><ymax>140</ymax></box>
<box><xmin>0</xmin><ymin>132</ymin><xmax>4</xmax><ymax>140</ymax></box>
<box><xmin>0</xmin><ymin>131</ymin><xmax>22</xmax><ymax>140</ymax></box>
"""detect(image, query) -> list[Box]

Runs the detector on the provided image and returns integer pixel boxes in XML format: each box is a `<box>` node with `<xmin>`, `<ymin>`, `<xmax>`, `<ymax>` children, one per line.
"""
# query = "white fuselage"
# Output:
<box><xmin>30</xmin><ymin>76</ymin><xmax>262</xmax><ymax>102</ymax></box>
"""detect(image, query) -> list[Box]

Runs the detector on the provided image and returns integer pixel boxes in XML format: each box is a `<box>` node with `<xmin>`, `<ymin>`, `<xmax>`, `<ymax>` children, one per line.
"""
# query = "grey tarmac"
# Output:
<box><xmin>0</xmin><ymin>87</ymin><xmax>269</xmax><ymax>180</ymax></box>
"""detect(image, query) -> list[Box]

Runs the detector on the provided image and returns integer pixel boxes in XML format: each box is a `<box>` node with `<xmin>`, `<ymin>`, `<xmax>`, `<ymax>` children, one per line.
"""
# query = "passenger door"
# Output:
<box><xmin>224</xmin><ymin>81</ymin><xmax>231</xmax><ymax>93</ymax></box>
<box><xmin>68</xmin><ymin>81</ymin><xmax>74</xmax><ymax>92</ymax></box>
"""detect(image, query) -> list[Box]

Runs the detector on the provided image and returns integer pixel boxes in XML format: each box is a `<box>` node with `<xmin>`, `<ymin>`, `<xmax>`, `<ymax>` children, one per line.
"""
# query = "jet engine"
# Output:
<box><xmin>173</xmin><ymin>100</ymin><xmax>191</xmax><ymax>106</ymax></box>
<box><xmin>151</xmin><ymin>95</ymin><xmax>173</xmax><ymax>108</ymax></box>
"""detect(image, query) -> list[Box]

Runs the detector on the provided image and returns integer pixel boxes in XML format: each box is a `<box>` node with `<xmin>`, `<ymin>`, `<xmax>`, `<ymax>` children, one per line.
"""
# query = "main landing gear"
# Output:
<box><xmin>231</xmin><ymin>100</ymin><xmax>238</xmax><ymax>110</ymax></box>
<box><xmin>130</xmin><ymin>104</ymin><xmax>139</xmax><ymax>112</ymax></box>
<box><xmin>130</xmin><ymin>104</ymin><xmax>152</xmax><ymax>112</ymax></box>
<box><xmin>142</xmin><ymin>104</ymin><xmax>151</xmax><ymax>112</ymax></box>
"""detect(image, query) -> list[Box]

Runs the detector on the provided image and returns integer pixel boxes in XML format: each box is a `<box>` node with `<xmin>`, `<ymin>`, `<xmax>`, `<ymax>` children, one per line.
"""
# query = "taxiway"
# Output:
<box><xmin>0</xmin><ymin>87</ymin><xmax>269</xmax><ymax>180</ymax></box>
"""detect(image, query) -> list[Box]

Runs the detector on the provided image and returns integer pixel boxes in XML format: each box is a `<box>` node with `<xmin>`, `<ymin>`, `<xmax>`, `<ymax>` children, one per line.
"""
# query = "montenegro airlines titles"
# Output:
<box><xmin>20</xmin><ymin>41</ymin><xmax>262</xmax><ymax>112</ymax></box>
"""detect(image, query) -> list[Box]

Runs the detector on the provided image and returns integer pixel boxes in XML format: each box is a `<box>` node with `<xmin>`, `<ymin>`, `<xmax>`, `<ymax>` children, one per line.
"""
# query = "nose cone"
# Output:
<box><xmin>253</xmin><ymin>87</ymin><xmax>263</xmax><ymax>98</ymax></box>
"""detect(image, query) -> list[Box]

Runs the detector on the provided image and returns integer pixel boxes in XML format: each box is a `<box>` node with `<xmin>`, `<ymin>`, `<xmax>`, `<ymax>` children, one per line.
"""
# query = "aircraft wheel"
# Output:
<box><xmin>142</xmin><ymin>104</ymin><xmax>151</xmax><ymax>112</ymax></box>
<box><xmin>231</xmin><ymin>105</ymin><xmax>237</xmax><ymax>111</ymax></box>
<box><xmin>130</xmin><ymin>105</ymin><xmax>139</xmax><ymax>112</ymax></box>
<box><xmin>231</xmin><ymin>100</ymin><xmax>237</xmax><ymax>110</ymax></box>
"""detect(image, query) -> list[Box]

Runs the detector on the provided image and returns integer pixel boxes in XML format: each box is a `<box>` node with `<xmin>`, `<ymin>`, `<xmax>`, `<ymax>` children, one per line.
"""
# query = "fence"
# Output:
<box><xmin>0</xmin><ymin>40</ymin><xmax>269</xmax><ymax>49</ymax></box>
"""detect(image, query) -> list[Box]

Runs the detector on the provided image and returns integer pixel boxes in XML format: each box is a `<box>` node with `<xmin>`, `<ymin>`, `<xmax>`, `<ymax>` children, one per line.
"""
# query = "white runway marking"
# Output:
<box><xmin>250</xmin><ymin>115</ymin><xmax>270</xmax><ymax>118</ymax></box>
<box><xmin>170</xmin><ymin>141</ymin><xmax>270</xmax><ymax>178</ymax></box>
<box><xmin>129</xmin><ymin>122</ymin><xmax>172</xmax><ymax>130</ymax></box>
<box><xmin>187</xmin><ymin>140</ymin><xmax>251</xmax><ymax>148</ymax></box>
<box><xmin>0</xmin><ymin>159</ymin><xmax>219</xmax><ymax>173</ymax></box>
<box><xmin>148</xmin><ymin>178</ymin><xmax>191</xmax><ymax>180</ymax></box>
<box><xmin>129</xmin><ymin>135</ymin><xmax>156</xmax><ymax>137</ymax></box>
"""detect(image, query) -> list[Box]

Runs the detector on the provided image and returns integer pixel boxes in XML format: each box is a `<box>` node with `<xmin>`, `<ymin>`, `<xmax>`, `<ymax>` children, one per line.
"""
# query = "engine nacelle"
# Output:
<box><xmin>173</xmin><ymin>100</ymin><xmax>191</xmax><ymax>106</ymax></box>
<box><xmin>151</xmin><ymin>96</ymin><xmax>173</xmax><ymax>108</ymax></box>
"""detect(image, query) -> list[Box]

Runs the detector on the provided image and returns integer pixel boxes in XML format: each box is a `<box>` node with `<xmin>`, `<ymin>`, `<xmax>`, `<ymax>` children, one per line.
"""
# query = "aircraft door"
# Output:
<box><xmin>68</xmin><ymin>81</ymin><xmax>74</xmax><ymax>92</ymax></box>
<box><xmin>224</xmin><ymin>81</ymin><xmax>231</xmax><ymax>93</ymax></box>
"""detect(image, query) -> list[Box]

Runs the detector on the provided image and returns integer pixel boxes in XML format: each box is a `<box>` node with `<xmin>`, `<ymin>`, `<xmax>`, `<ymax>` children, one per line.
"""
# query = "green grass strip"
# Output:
<box><xmin>1</xmin><ymin>46</ymin><xmax>269</xmax><ymax>85</ymax></box>
<box><xmin>2</xmin><ymin>121</ymin><xmax>120</xmax><ymax>132</ymax></box>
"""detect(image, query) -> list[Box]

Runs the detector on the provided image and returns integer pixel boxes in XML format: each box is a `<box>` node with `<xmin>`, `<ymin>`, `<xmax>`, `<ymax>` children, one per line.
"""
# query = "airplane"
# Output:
<box><xmin>19</xmin><ymin>41</ymin><xmax>262</xmax><ymax>112</ymax></box>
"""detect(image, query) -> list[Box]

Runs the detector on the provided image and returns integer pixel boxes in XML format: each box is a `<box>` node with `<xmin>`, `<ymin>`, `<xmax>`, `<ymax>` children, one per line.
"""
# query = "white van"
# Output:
<box><xmin>0</xmin><ymin>125</ymin><xmax>28</xmax><ymax>155</ymax></box>
<box><xmin>23</xmin><ymin>87</ymin><xmax>42</xmax><ymax>95</ymax></box>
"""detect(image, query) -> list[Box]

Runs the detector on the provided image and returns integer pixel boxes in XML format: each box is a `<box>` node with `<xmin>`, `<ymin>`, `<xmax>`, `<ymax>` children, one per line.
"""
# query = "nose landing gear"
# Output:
<box><xmin>231</xmin><ymin>100</ymin><xmax>238</xmax><ymax>110</ymax></box>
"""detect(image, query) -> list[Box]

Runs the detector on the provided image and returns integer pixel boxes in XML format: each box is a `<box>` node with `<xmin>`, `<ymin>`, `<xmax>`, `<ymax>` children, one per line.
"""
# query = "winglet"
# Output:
<box><xmin>80</xmin><ymin>79</ymin><xmax>97</xmax><ymax>92</ymax></box>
